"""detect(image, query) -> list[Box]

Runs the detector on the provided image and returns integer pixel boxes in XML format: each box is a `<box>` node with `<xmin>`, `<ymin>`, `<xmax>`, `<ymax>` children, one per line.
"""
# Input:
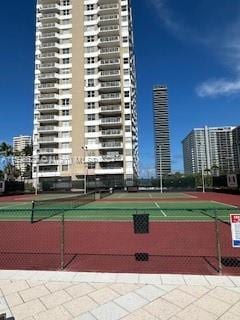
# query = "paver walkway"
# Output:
<box><xmin>0</xmin><ymin>271</ymin><xmax>240</xmax><ymax>319</ymax></box>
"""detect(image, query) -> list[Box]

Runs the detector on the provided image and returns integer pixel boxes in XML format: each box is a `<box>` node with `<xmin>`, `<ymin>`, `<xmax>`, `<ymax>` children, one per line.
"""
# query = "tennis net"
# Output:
<box><xmin>31</xmin><ymin>192</ymin><xmax>96</xmax><ymax>223</ymax></box>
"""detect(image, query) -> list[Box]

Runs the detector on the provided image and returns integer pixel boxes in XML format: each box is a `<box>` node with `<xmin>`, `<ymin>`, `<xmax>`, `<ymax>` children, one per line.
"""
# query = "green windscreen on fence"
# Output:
<box><xmin>31</xmin><ymin>192</ymin><xmax>96</xmax><ymax>223</ymax></box>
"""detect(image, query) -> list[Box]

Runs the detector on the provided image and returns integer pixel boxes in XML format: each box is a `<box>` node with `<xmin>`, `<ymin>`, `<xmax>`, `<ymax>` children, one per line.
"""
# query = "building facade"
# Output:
<box><xmin>182</xmin><ymin>126</ymin><xmax>236</xmax><ymax>175</ymax></box>
<box><xmin>33</xmin><ymin>0</ymin><xmax>138</xmax><ymax>189</ymax></box>
<box><xmin>153</xmin><ymin>85</ymin><xmax>171</xmax><ymax>177</ymax></box>
<box><xmin>232</xmin><ymin>126</ymin><xmax>240</xmax><ymax>172</ymax></box>
<box><xmin>13</xmin><ymin>135</ymin><xmax>32</xmax><ymax>174</ymax></box>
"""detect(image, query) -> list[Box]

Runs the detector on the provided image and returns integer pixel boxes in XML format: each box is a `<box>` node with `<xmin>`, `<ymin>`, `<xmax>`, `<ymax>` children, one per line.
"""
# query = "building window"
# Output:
<box><xmin>87</xmin><ymin>36</ymin><xmax>95</xmax><ymax>42</ymax></box>
<box><xmin>87</xmin><ymin>57</ymin><xmax>95</xmax><ymax>64</ymax></box>
<box><xmin>88</xmin><ymin>163</ymin><xmax>95</xmax><ymax>169</ymax></box>
<box><xmin>62</xmin><ymin>110</ymin><xmax>70</xmax><ymax>116</ymax></box>
<box><xmin>62</xmin><ymin>165</ymin><xmax>68</xmax><ymax>171</ymax></box>
<box><xmin>86</xmin><ymin>4</ymin><xmax>94</xmax><ymax>10</ymax></box>
<box><xmin>86</xmin><ymin>68</ymin><xmax>95</xmax><ymax>75</ymax></box>
<box><xmin>62</xmin><ymin>0</ymin><xmax>70</xmax><ymax>6</ymax></box>
<box><xmin>62</xmin><ymin>9</ymin><xmax>70</xmax><ymax>15</ymax></box>
<box><xmin>124</xmin><ymin>58</ymin><xmax>129</xmax><ymax>64</ymax></box>
<box><xmin>87</xmin><ymin>91</ymin><xmax>95</xmax><ymax>97</ymax></box>
<box><xmin>87</xmin><ymin>114</ymin><xmax>96</xmax><ymax>121</ymax></box>
<box><xmin>125</xmin><ymin>114</ymin><xmax>130</xmax><ymax>120</ymax></box>
<box><xmin>87</xmin><ymin>102</ymin><xmax>95</xmax><ymax>109</ymax></box>
<box><xmin>124</xmin><ymin>91</ymin><xmax>130</xmax><ymax>97</ymax></box>
<box><xmin>87</xmin><ymin>79</ymin><xmax>95</xmax><ymax>87</ymax></box>
<box><xmin>62</xmin><ymin>58</ymin><xmax>70</xmax><ymax>64</ymax></box>
<box><xmin>122</xmin><ymin>36</ymin><xmax>128</xmax><ymax>43</ymax></box>
<box><xmin>62</xmin><ymin>99</ymin><xmax>70</xmax><ymax>105</ymax></box>
<box><xmin>62</xmin><ymin>48</ymin><xmax>70</xmax><ymax>54</ymax></box>
<box><xmin>87</xmin><ymin>126</ymin><xmax>96</xmax><ymax>133</ymax></box>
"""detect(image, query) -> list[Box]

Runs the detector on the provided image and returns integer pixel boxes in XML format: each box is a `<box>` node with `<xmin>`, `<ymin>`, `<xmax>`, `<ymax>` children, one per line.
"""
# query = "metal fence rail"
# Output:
<box><xmin>0</xmin><ymin>208</ymin><xmax>239</xmax><ymax>274</ymax></box>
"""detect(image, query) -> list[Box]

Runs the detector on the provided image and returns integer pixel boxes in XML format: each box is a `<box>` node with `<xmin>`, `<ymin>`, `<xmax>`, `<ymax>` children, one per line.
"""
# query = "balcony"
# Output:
<box><xmin>39</xmin><ymin>148</ymin><xmax>59</xmax><ymax>154</ymax></box>
<box><xmin>100</xmin><ymin>93</ymin><xmax>121</xmax><ymax>104</ymax></box>
<box><xmin>39</xmin><ymin>93</ymin><xmax>59</xmax><ymax>102</ymax></box>
<box><xmin>39</xmin><ymin>62</ymin><xmax>59</xmax><ymax>72</ymax></box>
<box><xmin>99</xmin><ymin>25</ymin><xmax>119</xmax><ymax>36</ymax></box>
<box><xmin>100</xmin><ymin>142</ymin><xmax>123</xmax><ymax>149</ymax></box>
<box><xmin>40</xmin><ymin>32</ymin><xmax>59</xmax><ymax>41</ymax></box>
<box><xmin>39</xmin><ymin>114</ymin><xmax>59</xmax><ymax>122</ymax></box>
<box><xmin>99</xmin><ymin>4</ymin><xmax>119</xmax><ymax>12</ymax></box>
<box><xmin>99</xmin><ymin>59</ymin><xmax>120</xmax><ymax>71</ymax></box>
<box><xmin>40</xmin><ymin>4</ymin><xmax>60</xmax><ymax>12</ymax></box>
<box><xmin>101</xmin><ymin>129</ymin><xmax>122</xmax><ymax>137</ymax></box>
<box><xmin>40</xmin><ymin>42</ymin><xmax>59</xmax><ymax>52</ymax></box>
<box><xmin>99</xmin><ymin>47</ymin><xmax>119</xmax><ymax>58</ymax></box>
<box><xmin>38</xmin><ymin>104</ymin><xmax>58</xmax><ymax>112</ymax></box>
<box><xmin>99</xmin><ymin>70</ymin><xmax>120</xmax><ymax>81</ymax></box>
<box><xmin>100</xmin><ymin>117</ymin><xmax>121</xmax><ymax>126</ymax></box>
<box><xmin>39</xmin><ymin>22</ymin><xmax>59</xmax><ymax>31</ymax></box>
<box><xmin>99</xmin><ymin>36</ymin><xmax>120</xmax><ymax>47</ymax></box>
<box><xmin>100</xmin><ymin>81</ymin><xmax>121</xmax><ymax>92</ymax></box>
<box><xmin>98</xmin><ymin>154</ymin><xmax>123</xmax><ymax>162</ymax></box>
<box><xmin>38</xmin><ymin>126</ymin><xmax>58</xmax><ymax>133</ymax></box>
<box><xmin>40</xmin><ymin>52</ymin><xmax>59</xmax><ymax>61</ymax></box>
<box><xmin>99</xmin><ymin>14</ymin><xmax>119</xmax><ymax>25</ymax></box>
<box><xmin>39</xmin><ymin>73</ymin><xmax>59</xmax><ymax>82</ymax></box>
<box><xmin>38</xmin><ymin>136</ymin><xmax>57</xmax><ymax>143</ymax></box>
<box><xmin>100</xmin><ymin>105</ymin><xmax>121</xmax><ymax>114</ymax></box>
<box><xmin>40</xmin><ymin>13</ymin><xmax>60</xmax><ymax>22</ymax></box>
<box><xmin>39</xmin><ymin>83</ymin><xmax>59</xmax><ymax>93</ymax></box>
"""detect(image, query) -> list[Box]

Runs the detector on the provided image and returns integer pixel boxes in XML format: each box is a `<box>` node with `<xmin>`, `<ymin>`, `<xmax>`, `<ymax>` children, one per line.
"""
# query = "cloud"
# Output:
<box><xmin>196</xmin><ymin>78</ymin><xmax>240</xmax><ymax>98</ymax></box>
<box><xmin>148</xmin><ymin>0</ymin><xmax>240</xmax><ymax>99</ymax></box>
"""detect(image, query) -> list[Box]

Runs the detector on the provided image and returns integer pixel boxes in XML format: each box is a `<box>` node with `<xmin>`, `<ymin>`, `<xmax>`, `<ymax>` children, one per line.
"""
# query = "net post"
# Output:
<box><xmin>214</xmin><ymin>209</ymin><xmax>222</xmax><ymax>275</ymax></box>
<box><xmin>31</xmin><ymin>201</ymin><xmax>35</xmax><ymax>224</ymax></box>
<box><xmin>60</xmin><ymin>211</ymin><xmax>65</xmax><ymax>271</ymax></box>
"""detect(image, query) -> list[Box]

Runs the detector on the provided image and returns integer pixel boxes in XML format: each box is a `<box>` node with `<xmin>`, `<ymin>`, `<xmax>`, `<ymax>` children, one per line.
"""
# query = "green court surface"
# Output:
<box><xmin>0</xmin><ymin>199</ymin><xmax>238</xmax><ymax>222</ymax></box>
<box><xmin>105</xmin><ymin>192</ymin><xmax>196</xmax><ymax>199</ymax></box>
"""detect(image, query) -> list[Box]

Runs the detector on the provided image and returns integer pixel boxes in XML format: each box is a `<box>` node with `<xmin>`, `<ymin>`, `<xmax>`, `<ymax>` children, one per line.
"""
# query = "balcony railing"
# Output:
<box><xmin>101</xmin><ymin>81</ymin><xmax>120</xmax><ymax>88</ymax></box>
<box><xmin>101</xmin><ymin>117</ymin><xmax>121</xmax><ymax>124</ymax></box>
<box><xmin>100</xmin><ymin>70</ymin><xmax>120</xmax><ymax>77</ymax></box>
<box><xmin>101</xmin><ymin>93</ymin><xmax>121</xmax><ymax>100</ymax></box>
<box><xmin>100</xmin><ymin>105</ymin><xmax>121</xmax><ymax>112</ymax></box>
<box><xmin>101</xmin><ymin>142</ymin><xmax>123</xmax><ymax>148</ymax></box>
<box><xmin>39</xmin><ymin>115</ymin><xmax>58</xmax><ymax>121</ymax></box>
<box><xmin>100</xmin><ymin>47</ymin><xmax>119</xmax><ymax>54</ymax></box>
<box><xmin>101</xmin><ymin>129</ymin><xmax>122</xmax><ymax>136</ymax></box>
<box><xmin>99</xmin><ymin>25</ymin><xmax>119</xmax><ymax>33</ymax></box>
<box><xmin>38</xmin><ymin>104</ymin><xmax>57</xmax><ymax>110</ymax></box>
<box><xmin>99</xmin><ymin>14</ymin><xmax>118</xmax><ymax>22</ymax></box>
<box><xmin>99</xmin><ymin>4</ymin><xmax>119</xmax><ymax>11</ymax></box>
<box><xmin>99</xmin><ymin>36</ymin><xmax>119</xmax><ymax>44</ymax></box>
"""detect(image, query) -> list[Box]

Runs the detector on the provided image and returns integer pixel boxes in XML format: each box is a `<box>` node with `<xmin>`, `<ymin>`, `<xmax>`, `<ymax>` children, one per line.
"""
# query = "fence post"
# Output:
<box><xmin>215</xmin><ymin>209</ymin><xmax>222</xmax><ymax>275</ymax></box>
<box><xmin>60</xmin><ymin>212</ymin><xmax>65</xmax><ymax>271</ymax></box>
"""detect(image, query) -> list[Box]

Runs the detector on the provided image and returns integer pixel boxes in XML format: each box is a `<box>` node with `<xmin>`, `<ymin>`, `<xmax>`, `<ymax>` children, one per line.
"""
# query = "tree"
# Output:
<box><xmin>0</xmin><ymin>142</ymin><xmax>13</xmax><ymax>156</ymax></box>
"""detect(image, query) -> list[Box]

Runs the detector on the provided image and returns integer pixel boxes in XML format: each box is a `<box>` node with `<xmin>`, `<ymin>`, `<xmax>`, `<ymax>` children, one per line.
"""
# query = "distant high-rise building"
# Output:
<box><xmin>182</xmin><ymin>126</ymin><xmax>236</xmax><ymax>175</ymax></box>
<box><xmin>232</xmin><ymin>126</ymin><xmax>240</xmax><ymax>172</ymax></box>
<box><xmin>13</xmin><ymin>135</ymin><xmax>32</xmax><ymax>174</ymax></box>
<box><xmin>153</xmin><ymin>85</ymin><xmax>171</xmax><ymax>177</ymax></box>
<box><xmin>33</xmin><ymin>0</ymin><xmax>138</xmax><ymax>188</ymax></box>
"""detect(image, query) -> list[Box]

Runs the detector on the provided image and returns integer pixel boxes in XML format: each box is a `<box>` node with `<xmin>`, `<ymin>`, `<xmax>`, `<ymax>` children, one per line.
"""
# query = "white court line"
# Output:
<box><xmin>154</xmin><ymin>202</ymin><xmax>167</xmax><ymax>217</ymax></box>
<box><xmin>0</xmin><ymin>203</ymin><xmax>28</xmax><ymax>210</ymax></box>
<box><xmin>211</xmin><ymin>201</ymin><xmax>238</xmax><ymax>209</ymax></box>
<box><xmin>149</xmin><ymin>193</ymin><xmax>153</xmax><ymax>198</ymax></box>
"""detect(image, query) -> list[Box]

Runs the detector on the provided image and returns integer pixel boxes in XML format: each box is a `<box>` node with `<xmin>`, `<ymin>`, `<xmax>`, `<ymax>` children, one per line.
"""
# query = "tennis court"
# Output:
<box><xmin>0</xmin><ymin>191</ymin><xmax>239</xmax><ymax>275</ymax></box>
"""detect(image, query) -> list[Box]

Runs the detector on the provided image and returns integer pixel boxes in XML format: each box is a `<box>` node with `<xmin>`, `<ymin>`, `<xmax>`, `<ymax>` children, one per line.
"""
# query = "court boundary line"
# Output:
<box><xmin>211</xmin><ymin>200</ymin><xmax>238</xmax><ymax>209</ymax></box>
<box><xmin>154</xmin><ymin>202</ymin><xmax>167</xmax><ymax>217</ymax></box>
<box><xmin>0</xmin><ymin>203</ymin><xmax>29</xmax><ymax>210</ymax></box>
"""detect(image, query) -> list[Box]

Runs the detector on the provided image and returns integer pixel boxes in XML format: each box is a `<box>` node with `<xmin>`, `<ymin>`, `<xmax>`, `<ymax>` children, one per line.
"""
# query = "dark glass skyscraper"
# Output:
<box><xmin>153</xmin><ymin>85</ymin><xmax>171</xmax><ymax>177</ymax></box>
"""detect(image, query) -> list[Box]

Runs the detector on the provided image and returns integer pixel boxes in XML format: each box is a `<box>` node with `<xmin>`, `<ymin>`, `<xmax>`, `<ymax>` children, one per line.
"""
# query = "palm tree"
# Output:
<box><xmin>0</xmin><ymin>142</ymin><xmax>13</xmax><ymax>156</ymax></box>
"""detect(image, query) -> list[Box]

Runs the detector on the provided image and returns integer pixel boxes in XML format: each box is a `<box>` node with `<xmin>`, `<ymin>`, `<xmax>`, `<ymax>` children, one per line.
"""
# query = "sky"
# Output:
<box><xmin>1</xmin><ymin>0</ymin><xmax>240</xmax><ymax>176</ymax></box>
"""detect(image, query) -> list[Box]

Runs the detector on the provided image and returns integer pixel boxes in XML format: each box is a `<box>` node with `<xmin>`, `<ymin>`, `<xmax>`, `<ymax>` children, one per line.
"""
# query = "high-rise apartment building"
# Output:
<box><xmin>13</xmin><ymin>135</ymin><xmax>32</xmax><ymax>174</ymax></box>
<box><xmin>182</xmin><ymin>126</ymin><xmax>236</xmax><ymax>175</ymax></box>
<box><xmin>153</xmin><ymin>85</ymin><xmax>171</xmax><ymax>177</ymax></box>
<box><xmin>232</xmin><ymin>126</ymin><xmax>240</xmax><ymax>172</ymax></box>
<box><xmin>33</xmin><ymin>0</ymin><xmax>138</xmax><ymax>189</ymax></box>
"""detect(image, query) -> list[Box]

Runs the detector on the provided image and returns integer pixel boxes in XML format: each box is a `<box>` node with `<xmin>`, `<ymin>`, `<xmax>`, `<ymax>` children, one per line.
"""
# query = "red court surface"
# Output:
<box><xmin>0</xmin><ymin>220</ymin><xmax>239</xmax><ymax>275</ymax></box>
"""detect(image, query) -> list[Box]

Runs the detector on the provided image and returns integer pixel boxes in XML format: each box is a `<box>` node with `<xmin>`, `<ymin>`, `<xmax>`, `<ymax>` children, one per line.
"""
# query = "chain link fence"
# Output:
<box><xmin>0</xmin><ymin>208</ymin><xmax>239</xmax><ymax>275</ymax></box>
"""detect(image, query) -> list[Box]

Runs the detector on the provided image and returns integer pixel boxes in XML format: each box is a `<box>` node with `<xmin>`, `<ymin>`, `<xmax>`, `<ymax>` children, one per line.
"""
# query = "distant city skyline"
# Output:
<box><xmin>1</xmin><ymin>1</ymin><xmax>240</xmax><ymax>174</ymax></box>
